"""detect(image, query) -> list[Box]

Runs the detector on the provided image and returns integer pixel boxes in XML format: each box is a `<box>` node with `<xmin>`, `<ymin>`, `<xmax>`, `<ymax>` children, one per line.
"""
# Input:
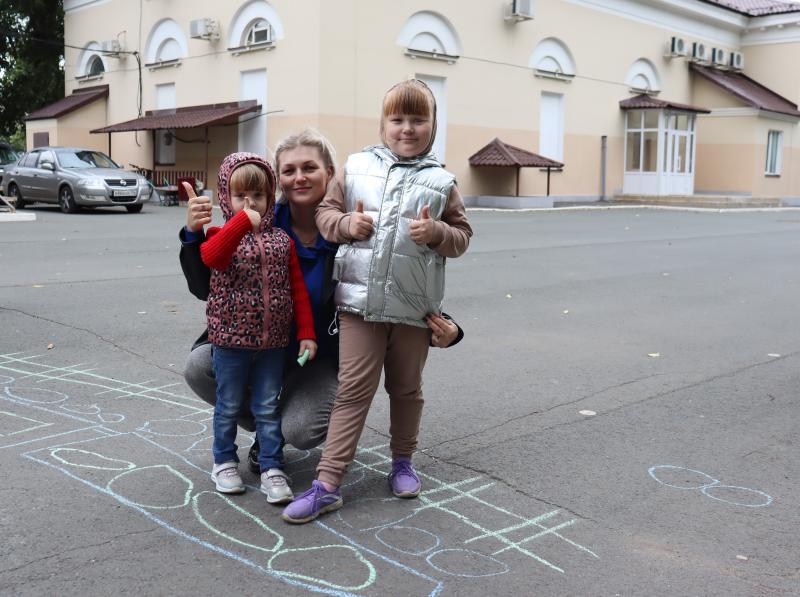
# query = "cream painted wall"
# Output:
<box><xmin>62</xmin><ymin>0</ymin><xmax>800</xmax><ymax>199</ymax></box>
<box><xmin>742</xmin><ymin>42</ymin><xmax>800</xmax><ymax>108</ymax></box>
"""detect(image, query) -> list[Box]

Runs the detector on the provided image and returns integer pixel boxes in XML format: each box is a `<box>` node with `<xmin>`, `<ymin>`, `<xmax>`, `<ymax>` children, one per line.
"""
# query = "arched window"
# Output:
<box><xmin>87</xmin><ymin>55</ymin><xmax>105</xmax><ymax>76</ymax></box>
<box><xmin>397</xmin><ymin>11</ymin><xmax>462</xmax><ymax>62</ymax></box>
<box><xmin>76</xmin><ymin>43</ymin><xmax>105</xmax><ymax>79</ymax></box>
<box><xmin>145</xmin><ymin>19</ymin><xmax>188</xmax><ymax>66</ymax></box>
<box><xmin>625</xmin><ymin>59</ymin><xmax>660</xmax><ymax>94</ymax></box>
<box><xmin>228</xmin><ymin>1</ymin><xmax>284</xmax><ymax>53</ymax></box>
<box><xmin>529</xmin><ymin>38</ymin><xmax>576</xmax><ymax>81</ymax></box>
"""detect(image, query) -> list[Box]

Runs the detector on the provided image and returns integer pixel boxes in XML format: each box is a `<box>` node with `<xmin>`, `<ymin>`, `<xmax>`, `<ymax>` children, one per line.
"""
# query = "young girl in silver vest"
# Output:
<box><xmin>283</xmin><ymin>79</ymin><xmax>472</xmax><ymax>523</ymax></box>
<box><xmin>199</xmin><ymin>152</ymin><xmax>317</xmax><ymax>504</ymax></box>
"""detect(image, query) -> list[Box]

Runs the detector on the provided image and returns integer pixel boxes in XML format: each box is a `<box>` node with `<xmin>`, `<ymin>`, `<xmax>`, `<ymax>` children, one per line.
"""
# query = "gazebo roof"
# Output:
<box><xmin>468</xmin><ymin>138</ymin><xmax>563</xmax><ymax>168</ymax></box>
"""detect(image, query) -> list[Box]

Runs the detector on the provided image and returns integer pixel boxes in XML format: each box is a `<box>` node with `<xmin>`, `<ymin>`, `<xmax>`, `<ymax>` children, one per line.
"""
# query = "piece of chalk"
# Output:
<box><xmin>297</xmin><ymin>348</ymin><xmax>310</xmax><ymax>367</ymax></box>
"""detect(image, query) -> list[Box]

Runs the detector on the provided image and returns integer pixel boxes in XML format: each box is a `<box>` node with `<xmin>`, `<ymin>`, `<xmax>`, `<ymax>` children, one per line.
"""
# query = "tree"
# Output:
<box><xmin>0</xmin><ymin>0</ymin><xmax>65</xmax><ymax>145</ymax></box>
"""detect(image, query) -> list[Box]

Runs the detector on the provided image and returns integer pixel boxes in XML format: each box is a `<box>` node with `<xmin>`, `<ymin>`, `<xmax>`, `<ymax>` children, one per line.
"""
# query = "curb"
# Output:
<box><xmin>466</xmin><ymin>205</ymin><xmax>800</xmax><ymax>214</ymax></box>
<box><xmin>0</xmin><ymin>212</ymin><xmax>37</xmax><ymax>222</ymax></box>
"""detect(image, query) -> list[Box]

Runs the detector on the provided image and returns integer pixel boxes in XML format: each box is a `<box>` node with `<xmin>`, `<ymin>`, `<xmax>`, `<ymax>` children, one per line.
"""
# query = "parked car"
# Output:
<box><xmin>4</xmin><ymin>147</ymin><xmax>152</xmax><ymax>213</ymax></box>
<box><xmin>0</xmin><ymin>140</ymin><xmax>20</xmax><ymax>196</ymax></box>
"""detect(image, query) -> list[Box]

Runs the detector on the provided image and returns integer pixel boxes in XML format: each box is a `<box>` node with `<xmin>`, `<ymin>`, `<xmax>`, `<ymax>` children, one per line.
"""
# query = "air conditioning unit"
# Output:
<box><xmin>730</xmin><ymin>51</ymin><xmax>744</xmax><ymax>71</ymax></box>
<box><xmin>100</xmin><ymin>40</ymin><xmax>121</xmax><ymax>56</ymax></box>
<box><xmin>711</xmin><ymin>48</ymin><xmax>728</xmax><ymax>68</ymax></box>
<box><xmin>190</xmin><ymin>18</ymin><xmax>220</xmax><ymax>41</ymax></box>
<box><xmin>691</xmin><ymin>41</ymin><xmax>710</xmax><ymax>63</ymax></box>
<box><xmin>665</xmin><ymin>36</ymin><xmax>688</xmax><ymax>57</ymax></box>
<box><xmin>505</xmin><ymin>0</ymin><xmax>534</xmax><ymax>21</ymax></box>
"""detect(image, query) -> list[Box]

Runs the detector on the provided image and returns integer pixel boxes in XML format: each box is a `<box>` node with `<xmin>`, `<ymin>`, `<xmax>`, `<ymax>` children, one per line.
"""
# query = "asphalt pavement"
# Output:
<box><xmin>1</xmin><ymin>202</ymin><xmax>798</xmax><ymax>596</ymax></box>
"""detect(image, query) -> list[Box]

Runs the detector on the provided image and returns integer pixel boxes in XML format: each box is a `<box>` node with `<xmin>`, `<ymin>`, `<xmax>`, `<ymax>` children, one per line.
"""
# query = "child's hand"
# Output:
<box><xmin>425</xmin><ymin>313</ymin><xmax>458</xmax><ymax>348</ymax></box>
<box><xmin>243</xmin><ymin>208</ymin><xmax>261</xmax><ymax>232</ymax></box>
<box><xmin>299</xmin><ymin>339</ymin><xmax>318</xmax><ymax>361</ymax></box>
<box><xmin>410</xmin><ymin>205</ymin><xmax>438</xmax><ymax>245</ymax></box>
<box><xmin>348</xmin><ymin>200</ymin><xmax>374</xmax><ymax>240</ymax></box>
<box><xmin>184</xmin><ymin>183</ymin><xmax>212</xmax><ymax>232</ymax></box>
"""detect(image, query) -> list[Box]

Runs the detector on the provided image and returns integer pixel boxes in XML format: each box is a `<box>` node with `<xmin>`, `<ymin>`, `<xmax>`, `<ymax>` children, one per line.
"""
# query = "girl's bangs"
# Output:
<box><xmin>383</xmin><ymin>82</ymin><xmax>432</xmax><ymax>117</ymax></box>
<box><xmin>231</xmin><ymin>163</ymin><xmax>268</xmax><ymax>191</ymax></box>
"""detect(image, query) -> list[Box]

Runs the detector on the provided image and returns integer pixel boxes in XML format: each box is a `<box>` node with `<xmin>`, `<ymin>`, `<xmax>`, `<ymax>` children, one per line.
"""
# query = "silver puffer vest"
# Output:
<box><xmin>333</xmin><ymin>145</ymin><xmax>455</xmax><ymax>327</ymax></box>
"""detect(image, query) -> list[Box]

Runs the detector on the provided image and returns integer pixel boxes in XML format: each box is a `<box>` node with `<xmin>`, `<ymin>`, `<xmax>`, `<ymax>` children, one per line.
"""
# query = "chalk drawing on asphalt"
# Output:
<box><xmin>648</xmin><ymin>465</ymin><xmax>773</xmax><ymax>507</ymax></box>
<box><xmin>1</xmin><ymin>351</ymin><xmax>599</xmax><ymax>595</ymax></box>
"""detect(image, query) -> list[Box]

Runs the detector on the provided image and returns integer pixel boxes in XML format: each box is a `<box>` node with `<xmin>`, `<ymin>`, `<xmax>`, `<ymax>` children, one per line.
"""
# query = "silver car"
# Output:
<box><xmin>4</xmin><ymin>147</ymin><xmax>152</xmax><ymax>213</ymax></box>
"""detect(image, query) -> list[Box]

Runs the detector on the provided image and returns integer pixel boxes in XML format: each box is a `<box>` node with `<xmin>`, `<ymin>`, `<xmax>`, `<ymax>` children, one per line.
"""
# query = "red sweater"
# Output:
<box><xmin>201</xmin><ymin>209</ymin><xmax>315</xmax><ymax>347</ymax></box>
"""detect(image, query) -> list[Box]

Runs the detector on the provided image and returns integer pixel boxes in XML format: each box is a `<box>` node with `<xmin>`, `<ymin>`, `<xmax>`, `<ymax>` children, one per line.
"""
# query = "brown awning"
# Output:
<box><xmin>619</xmin><ymin>94</ymin><xmax>711</xmax><ymax>114</ymax></box>
<box><xmin>91</xmin><ymin>100</ymin><xmax>261</xmax><ymax>133</ymax></box>
<box><xmin>25</xmin><ymin>85</ymin><xmax>109</xmax><ymax>121</ymax></box>
<box><xmin>690</xmin><ymin>64</ymin><xmax>800</xmax><ymax>118</ymax></box>
<box><xmin>468</xmin><ymin>138</ymin><xmax>563</xmax><ymax>168</ymax></box>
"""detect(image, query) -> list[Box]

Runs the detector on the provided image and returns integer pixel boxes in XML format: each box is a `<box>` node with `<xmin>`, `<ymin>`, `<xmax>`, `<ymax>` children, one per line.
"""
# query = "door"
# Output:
<box><xmin>662</xmin><ymin>114</ymin><xmax>695</xmax><ymax>195</ymax></box>
<box><xmin>15</xmin><ymin>151</ymin><xmax>43</xmax><ymax>199</ymax></box>
<box><xmin>37</xmin><ymin>150</ymin><xmax>59</xmax><ymax>202</ymax></box>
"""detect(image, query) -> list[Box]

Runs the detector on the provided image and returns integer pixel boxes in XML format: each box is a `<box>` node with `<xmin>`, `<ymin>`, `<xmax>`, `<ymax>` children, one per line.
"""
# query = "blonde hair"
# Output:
<box><xmin>230</xmin><ymin>163</ymin><xmax>271</xmax><ymax>194</ymax></box>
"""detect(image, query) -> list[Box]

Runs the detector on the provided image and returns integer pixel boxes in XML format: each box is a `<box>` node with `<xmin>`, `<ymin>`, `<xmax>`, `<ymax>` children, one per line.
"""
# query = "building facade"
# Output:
<box><xmin>28</xmin><ymin>0</ymin><xmax>800</xmax><ymax>202</ymax></box>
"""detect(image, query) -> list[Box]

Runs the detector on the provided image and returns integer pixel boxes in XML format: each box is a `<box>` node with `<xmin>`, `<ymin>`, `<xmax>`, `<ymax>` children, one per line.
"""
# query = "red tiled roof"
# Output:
<box><xmin>25</xmin><ymin>85</ymin><xmax>109</xmax><ymax>121</ymax></box>
<box><xmin>468</xmin><ymin>138</ymin><xmax>563</xmax><ymax>168</ymax></box>
<box><xmin>691</xmin><ymin>64</ymin><xmax>800</xmax><ymax>117</ymax></box>
<box><xmin>701</xmin><ymin>0</ymin><xmax>800</xmax><ymax>16</ymax></box>
<box><xmin>91</xmin><ymin>100</ymin><xmax>261</xmax><ymax>133</ymax></box>
<box><xmin>619</xmin><ymin>94</ymin><xmax>711</xmax><ymax>113</ymax></box>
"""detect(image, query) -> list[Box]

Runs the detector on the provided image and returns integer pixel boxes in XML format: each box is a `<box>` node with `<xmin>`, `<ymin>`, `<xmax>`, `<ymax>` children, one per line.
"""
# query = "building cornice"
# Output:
<box><xmin>64</xmin><ymin>0</ymin><xmax>111</xmax><ymax>13</ymax></box>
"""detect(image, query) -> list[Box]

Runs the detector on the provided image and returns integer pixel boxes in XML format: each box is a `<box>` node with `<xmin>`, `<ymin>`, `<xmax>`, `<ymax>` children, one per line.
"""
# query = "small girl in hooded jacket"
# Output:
<box><xmin>200</xmin><ymin>152</ymin><xmax>317</xmax><ymax>504</ymax></box>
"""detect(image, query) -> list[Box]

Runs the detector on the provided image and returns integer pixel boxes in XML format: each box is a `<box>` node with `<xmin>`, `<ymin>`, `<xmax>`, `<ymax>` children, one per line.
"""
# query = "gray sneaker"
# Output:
<box><xmin>261</xmin><ymin>468</ymin><xmax>293</xmax><ymax>504</ymax></box>
<box><xmin>211</xmin><ymin>462</ymin><xmax>245</xmax><ymax>494</ymax></box>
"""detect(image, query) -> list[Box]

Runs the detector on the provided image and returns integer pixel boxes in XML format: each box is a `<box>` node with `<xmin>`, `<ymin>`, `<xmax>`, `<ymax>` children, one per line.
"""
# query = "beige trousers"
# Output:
<box><xmin>316</xmin><ymin>312</ymin><xmax>430</xmax><ymax>486</ymax></box>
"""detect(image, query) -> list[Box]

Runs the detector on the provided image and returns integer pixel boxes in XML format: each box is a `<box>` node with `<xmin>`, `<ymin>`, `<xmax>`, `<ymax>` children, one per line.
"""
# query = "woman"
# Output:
<box><xmin>178</xmin><ymin>129</ymin><xmax>462</xmax><ymax>473</ymax></box>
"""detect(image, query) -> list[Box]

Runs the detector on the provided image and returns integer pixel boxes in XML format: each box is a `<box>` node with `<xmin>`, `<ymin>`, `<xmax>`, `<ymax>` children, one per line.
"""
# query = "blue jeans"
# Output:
<box><xmin>211</xmin><ymin>345</ymin><xmax>286</xmax><ymax>471</ymax></box>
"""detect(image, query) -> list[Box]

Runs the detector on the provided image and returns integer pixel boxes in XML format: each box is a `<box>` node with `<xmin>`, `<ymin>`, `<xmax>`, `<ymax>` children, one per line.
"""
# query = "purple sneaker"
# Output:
<box><xmin>389</xmin><ymin>458</ymin><xmax>421</xmax><ymax>498</ymax></box>
<box><xmin>282</xmin><ymin>480</ymin><xmax>343</xmax><ymax>524</ymax></box>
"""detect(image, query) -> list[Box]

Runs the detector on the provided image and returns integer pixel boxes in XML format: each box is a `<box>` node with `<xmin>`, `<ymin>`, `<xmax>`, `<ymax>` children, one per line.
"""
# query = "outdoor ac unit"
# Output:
<box><xmin>665</xmin><ymin>36</ymin><xmax>688</xmax><ymax>57</ymax></box>
<box><xmin>730</xmin><ymin>51</ymin><xmax>744</xmax><ymax>71</ymax></box>
<box><xmin>712</xmin><ymin>48</ymin><xmax>728</xmax><ymax>68</ymax></box>
<box><xmin>505</xmin><ymin>0</ymin><xmax>534</xmax><ymax>21</ymax></box>
<box><xmin>100</xmin><ymin>40</ymin><xmax>121</xmax><ymax>56</ymax></box>
<box><xmin>189</xmin><ymin>18</ymin><xmax>220</xmax><ymax>40</ymax></box>
<box><xmin>691</xmin><ymin>41</ymin><xmax>710</xmax><ymax>63</ymax></box>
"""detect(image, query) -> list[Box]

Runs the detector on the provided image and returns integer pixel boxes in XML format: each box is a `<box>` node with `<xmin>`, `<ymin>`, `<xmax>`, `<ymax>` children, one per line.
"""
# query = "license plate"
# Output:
<box><xmin>113</xmin><ymin>189</ymin><xmax>137</xmax><ymax>197</ymax></box>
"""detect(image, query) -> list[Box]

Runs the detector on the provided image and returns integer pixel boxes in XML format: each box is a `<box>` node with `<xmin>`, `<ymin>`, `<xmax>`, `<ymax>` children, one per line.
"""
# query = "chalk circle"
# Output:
<box><xmin>426</xmin><ymin>549</ymin><xmax>510</xmax><ymax>578</ymax></box>
<box><xmin>0</xmin><ymin>375</ymin><xmax>15</xmax><ymax>385</ymax></box>
<box><xmin>60</xmin><ymin>403</ymin><xmax>101</xmax><ymax>415</ymax></box>
<box><xmin>137</xmin><ymin>419</ymin><xmax>207</xmax><ymax>437</ymax></box>
<box><xmin>4</xmin><ymin>386</ymin><xmax>68</xmax><ymax>404</ymax></box>
<box><xmin>191</xmin><ymin>491</ymin><xmax>283</xmax><ymax>553</ymax></box>
<box><xmin>701</xmin><ymin>485</ymin><xmax>773</xmax><ymax>508</ymax></box>
<box><xmin>268</xmin><ymin>545</ymin><xmax>376</xmax><ymax>592</ymax></box>
<box><xmin>284</xmin><ymin>447</ymin><xmax>311</xmax><ymax>465</ymax></box>
<box><xmin>51</xmin><ymin>448</ymin><xmax>135</xmax><ymax>471</ymax></box>
<box><xmin>106</xmin><ymin>465</ymin><xmax>193</xmax><ymax>509</ymax></box>
<box><xmin>98</xmin><ymin>413</ymin><xmax>125</xmax><ymax>424</ymax></box>
<box><xmin>375</xmin><ymin>525</ymin><xmax>440</xmax><ymax>556</ymax></box>
<box><xmin>648</xmin><ymin>465</ymin><xmax>718</xmax><ymax>490</ymax></box>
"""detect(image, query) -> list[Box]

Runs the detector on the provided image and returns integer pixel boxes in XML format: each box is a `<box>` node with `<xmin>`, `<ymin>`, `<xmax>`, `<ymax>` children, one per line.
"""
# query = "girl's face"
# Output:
<box><xmin>278</xmin><ymin>145</ymin><xmax>333</xmax><ymax>207</ymax></box>
<box><xmin>384</xmin><ymin>113</ymin><xmax>433</xmax><ymax>158</ymax></box>
<box><xmin>230</xmin><ymin>186</ymin><xmax>268</xmax><ymax>218</ymax></box>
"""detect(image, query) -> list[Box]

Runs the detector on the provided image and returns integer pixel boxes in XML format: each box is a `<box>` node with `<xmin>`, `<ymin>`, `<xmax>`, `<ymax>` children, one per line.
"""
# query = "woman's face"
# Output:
<box><xmin>278</xmin><ymin>145</ymin><xmax>333</xmax><ymax>207</ymax></box>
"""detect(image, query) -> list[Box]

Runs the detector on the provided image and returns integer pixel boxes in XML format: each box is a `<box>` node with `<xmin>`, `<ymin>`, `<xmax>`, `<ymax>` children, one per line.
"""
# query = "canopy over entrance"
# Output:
<box><xmin>468</xmin><ymin>137</ymin><xmax>563</xmax><ymax>196</ymax></box>
<box><xmin>90</xmin><ymin>100</ymin><xmax>261</xmax><ymax>133</ymax></box>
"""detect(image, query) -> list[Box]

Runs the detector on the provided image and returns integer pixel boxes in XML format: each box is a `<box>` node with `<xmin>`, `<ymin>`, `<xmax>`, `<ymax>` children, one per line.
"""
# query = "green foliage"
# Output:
<box><xmin>0</xmin><ymin>0</ymin><xmax>65</xmax><ymax>141</ymax></box>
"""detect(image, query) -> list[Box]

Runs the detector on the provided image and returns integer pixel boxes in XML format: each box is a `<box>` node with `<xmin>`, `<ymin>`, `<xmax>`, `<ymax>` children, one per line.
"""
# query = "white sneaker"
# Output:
<box><xmin>211</xmin><ymin>462</ymin><xmax>245</xmax><ymax>494</ymax></box>
<box><xmin>261</xmin><ymin>468</ymin><xmax>293</xmax><ymax>504</ymax></box>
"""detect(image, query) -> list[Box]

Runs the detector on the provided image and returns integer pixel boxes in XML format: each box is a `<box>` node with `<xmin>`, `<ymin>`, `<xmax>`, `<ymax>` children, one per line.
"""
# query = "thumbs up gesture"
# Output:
<box><xmin>410</xmin><ymin>204</ymin><xmax>437</xmax><ymax>245</ymax></box>
<box><xmin>183</xmin><ymin>182</ymin><xmax>212</xmax><ymax>232</ymax></box>
<box><xmin>347</xmin><ymin>200</ymin><xmax>374</xmax><ymax>240</ymax></box>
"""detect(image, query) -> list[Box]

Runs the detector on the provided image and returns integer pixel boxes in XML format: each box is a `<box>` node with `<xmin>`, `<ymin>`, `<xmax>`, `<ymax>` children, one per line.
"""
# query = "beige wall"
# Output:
<box><xmin>61</xmin><ymin>0</ymin><xmax>800</xmax><ymax>199</ymax></box>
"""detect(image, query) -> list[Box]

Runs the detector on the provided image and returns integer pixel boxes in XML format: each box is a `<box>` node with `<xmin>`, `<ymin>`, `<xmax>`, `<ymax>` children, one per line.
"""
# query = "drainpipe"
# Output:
<box><xmin>600</xmin><ymin>135</ymin><xmax>608</xmax><ymax>201</ymax></box>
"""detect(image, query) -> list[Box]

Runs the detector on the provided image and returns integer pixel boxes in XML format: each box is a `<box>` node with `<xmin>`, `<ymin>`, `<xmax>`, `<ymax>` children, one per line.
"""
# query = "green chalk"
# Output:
<box><xmin>297</xmin><ymin>348</ymin><xmax>310</xmax><ymax>367</ymax></box>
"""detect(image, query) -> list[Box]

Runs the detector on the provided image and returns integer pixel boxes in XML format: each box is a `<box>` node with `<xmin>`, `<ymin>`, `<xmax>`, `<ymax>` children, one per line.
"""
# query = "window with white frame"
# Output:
<box><xmin>765</xmin><ymin>130</ymin><xmax>782</xmax><ymax>175</ymax></box>
<box><xmin>144</xmin><ymin>19</ymin><xmax>187</xmax><ymax>67</ymax></box>
<box><xmin>396</xmin><ymin>11</ymin><xmax>462</xmax><ymax>62</ymax></box>
<box><xmin>87</xmin><ymin>55</ymin><xmax>105</xmax><ymax>76</ymax></box>
<box><xmin>245</xmin><ymin>19</ymin><xmax>272</xmax><ymax>45</ymax></box>
<box><xmin>155</xmin><ymin>83</ymin><xmax>176</xmax><ymax>166</ymax></box>
<box><xmin>539</xmin><ymin>92</ymin><xmax>564</xmax><ymax>161</ymax></box>
<box><xmin>529</xmin><ymin>38</ymin><xmax>576</xmax><ymax>81</ymax></box>
<box><xmin>625</xmin><ymin>110</ymin><xmax>659</xmax><ymax>173</ymax></box>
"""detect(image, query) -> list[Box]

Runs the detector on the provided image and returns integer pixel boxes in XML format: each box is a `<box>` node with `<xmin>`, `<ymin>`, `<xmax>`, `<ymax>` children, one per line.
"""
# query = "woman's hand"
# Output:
<box><xmin>426</xmin><ymin>313</ymin><xmax>458</xmax><ymax>348</ymax></box>
<box><xmin>183</xmin><ymin>182</ymin><xmax>212</xmax><ymax>232</ymax></box>
<box><xmin>299</xmin><ymin>339</ymin><xmax>318</xmax><ymax>361</ymax></box>
<box><xmin>348</xmin><ymin>200</ymin><xmax>374</xmax><ymax>240</ymax></box>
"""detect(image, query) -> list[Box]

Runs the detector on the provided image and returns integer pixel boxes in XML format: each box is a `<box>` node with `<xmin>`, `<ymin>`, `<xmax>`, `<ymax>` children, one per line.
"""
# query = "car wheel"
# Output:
<box><xmin>8</xmin><ymin>183</ymin><xmax>25</xmax><ymax>209</ymax></box>
<box><xmin>58</xmin><ymin>186</ymin><xmax>78</xmax><ymax>214</ymax></box>
<box><xmin>125</xmin><ymin>204</ymin><xmax>143</xmax><ymax>214</ymax></box>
